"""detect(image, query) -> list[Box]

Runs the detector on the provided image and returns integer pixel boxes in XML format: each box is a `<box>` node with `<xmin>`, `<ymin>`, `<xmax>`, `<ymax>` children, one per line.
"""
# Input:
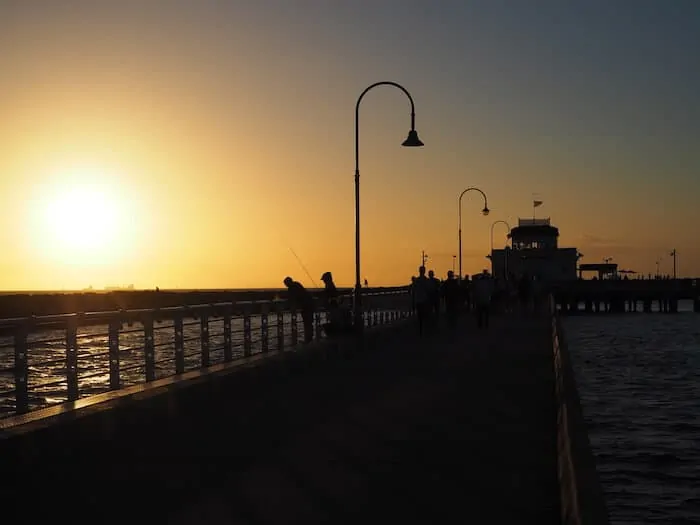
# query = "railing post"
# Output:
<box><xmin>108</xmin><ymin>319</ymin><xmax>121</xmax><ymax>390</ymax></box>
<box><xmin>276</xmin><ymin>306</ymin><xmax>284</xmax><ymax>352</ymax></box>
<box><xmin>13</xmin><ymin>323</ymin><xmax>29</xmax><ymax>414</ymax></box>
<box><xmin>223</xmin><ymin>309</ymin><xmax>233</xmax><ymax>362</ymax></box>
<box><xmin>290</xmin><ymin>309</ymin><xmax>298</xmax><ymax>345</ymax></box>
<box><xmin>65</xmin><ymin>318</ymin><xmax>79</xmax><ymax>402</ymax></box>
<box><xmin>243</xmin><ymin>308</ymin><xmax>252</xmax><ymax>357</ymax></box>
<box><xmin>174</xmin><ymin>315</ymin><xmax>185</xmax><ymax>374</ymax></box>
<box><xmin>261</xmin><ymin>305</ymin><xmax>269</xmax><ymax>353</ymax></box>
<box><xmin>143</xmin><ymin>315</ymin><xmax>155</xmax><ymax>382</ymax></box>
<box><xmin>200</xmin><ymin>313</ymin><xmax>210</xmax><ymax>367</ymax></box>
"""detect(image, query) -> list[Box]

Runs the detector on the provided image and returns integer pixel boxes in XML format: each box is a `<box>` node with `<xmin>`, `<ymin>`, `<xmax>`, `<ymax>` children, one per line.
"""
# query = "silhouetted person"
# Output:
<box><xmin>320</xmin><ymin>271</ymin><xmax>349</xmax><ymax>335</ymax></box>
<box><xmin>442</xmin><ymin>270</ymin><xmax>461</xmax><ymax>330</ymax></box>
<box><xmin>428</xmin><ymin>270</ymin><xmax>441</xmax><ymax>316</ymax></box>
<box><xmin>283</xmin><ymin>276</ymin><xmax>315</xmax><ymax>342</ymax></box>
<box><xmin>412</xmin><ymin>266</ymin><xmax>431</xmax><ymax>336</ymax></box>
<box><xmin>461</xmin><ymin>275</ymin><xmax>472</xmax><ymax>312</ymax></box>
<box><xmin>473</xmin><ymin>270</ymin><xmax>494</xmax><ymax>329</ymax></box>
<box><xmin>321</xmin><ymin>271</ymin><xmax>338</xmax><ymax>307</ymax></box>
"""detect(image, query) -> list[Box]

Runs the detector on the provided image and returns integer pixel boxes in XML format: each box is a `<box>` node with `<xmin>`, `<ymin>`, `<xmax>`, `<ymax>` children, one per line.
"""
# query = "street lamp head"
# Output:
<box><xmin>482</xmin><ymin>206</ymin><xmax>490</xmax><ymax>216</ymax></box>
<box><xmin>401</xmin><ymin>129</ymin><xmax>424</xmax><ymax>147</ymax></box>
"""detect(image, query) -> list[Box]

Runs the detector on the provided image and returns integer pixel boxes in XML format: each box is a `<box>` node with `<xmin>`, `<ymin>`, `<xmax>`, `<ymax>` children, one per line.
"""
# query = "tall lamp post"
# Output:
<box><xmin>490</xmin><ymin>220</ymin><xmax>511</xmax><ymax>278</ymax></box>
<box><xmin>458</xmin><ymin>187</ymin><xmax>489</xmax><ymax>280</ymax></box>
<box><xmin>670</xmin><ymin>249</ymin><xmax>677</xmax><ymax>279</ymax></box>
<box><xmin>354</xmin><ymin>81</ymin><xmax>424</xmax><ymax>330</ymax></box>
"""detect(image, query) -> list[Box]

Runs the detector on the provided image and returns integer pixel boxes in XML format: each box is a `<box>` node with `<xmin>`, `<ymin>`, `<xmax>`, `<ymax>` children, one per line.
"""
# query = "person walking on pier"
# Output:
<box><xmin>472</xmin><ymin>270</ymin><xmax>494</xmax><ymax>329</ymax></box>
<box><xmin>409</xmin><ymin>276</ymin><xmax>417</xmax><ymax>315</ymax></box>
<box><xmin>460</xmin><ymin>275</ymin><xmax>472</xmax><ymax>312</ymax></box>
<box><xmin>428</xmin><ymin>269</ymin><xmax>441</xmax><ymax>317</ymax></box>
<box><xmin>283</xmin><ymin>276</ymin><xmax>315</xmax><ymax>343</ymax></box>
<box><xmin>412</xmin><ymin>266</ymin><xmax>431</xmax><ymax>336</ymax></box>
<box><xmin>442</xmin><ymin>270</ymin><xmax>461</xmax><ymax>330</ymax></box>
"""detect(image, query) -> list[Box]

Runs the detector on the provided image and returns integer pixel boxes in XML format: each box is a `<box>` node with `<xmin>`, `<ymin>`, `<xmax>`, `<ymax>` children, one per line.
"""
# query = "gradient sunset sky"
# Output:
<box><xmin>1</xmin><ymin>0</ymin><xmax>698</xmax><ymax>290</ymax></box>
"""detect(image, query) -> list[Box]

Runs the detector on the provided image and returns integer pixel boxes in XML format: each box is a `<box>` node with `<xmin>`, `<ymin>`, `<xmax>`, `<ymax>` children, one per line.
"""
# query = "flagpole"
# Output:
<box><xmin>532</xmin><ymin>198</ymin><xmax>543</xmax><ymax>219</ymax></box>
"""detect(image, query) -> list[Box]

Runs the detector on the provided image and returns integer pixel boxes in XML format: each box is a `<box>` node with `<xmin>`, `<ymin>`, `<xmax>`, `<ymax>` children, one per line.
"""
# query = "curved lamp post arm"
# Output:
<box><xmin>355</xmin><ymin>81</ymin><xmax>419</xmax><ymax>176</ymax></box>
<box><xmin>458</xmin><ymin>187</ymin><xmax>489</xmax><ymax>227</ymax></box>
<box><xmin>490</xmin><ymin>220</ymin><xmax>511</xmax><ymax>252</ymax></box>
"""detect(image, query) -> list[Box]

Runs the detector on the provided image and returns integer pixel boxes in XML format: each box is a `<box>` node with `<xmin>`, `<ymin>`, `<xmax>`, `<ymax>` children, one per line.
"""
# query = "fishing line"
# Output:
<box><xmin>288</xmin><ymin>246</ymin><xmax>319</xmax><ymax>289</ymax></box>
<box><xmin>279</xmin><ymin>233</ymin><xmax>319</xmax><ymax>288</ymax></box>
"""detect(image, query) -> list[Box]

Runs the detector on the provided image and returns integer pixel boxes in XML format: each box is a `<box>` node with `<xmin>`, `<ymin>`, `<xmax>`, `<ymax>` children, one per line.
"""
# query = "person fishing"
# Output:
<box><xmin>321</xmin><ymin>271</ymin><xmax>338</xmax><ymax>308</ymax></box>
<box><xmin>320</xmin><ymin>271</ymin><xmax>349</xmax><ymax>335</ymax></box>
<box><xmin>283</xmin><ymin>276</ymin><xmax>315</xmax><ymax>343</ymax></box>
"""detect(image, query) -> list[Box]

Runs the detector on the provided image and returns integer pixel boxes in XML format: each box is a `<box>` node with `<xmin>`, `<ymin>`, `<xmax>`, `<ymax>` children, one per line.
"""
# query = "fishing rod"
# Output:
<box><xmin>288</xmin><ymin>246</ymin><xmax>320</xmax><ymax>289</ymax></box>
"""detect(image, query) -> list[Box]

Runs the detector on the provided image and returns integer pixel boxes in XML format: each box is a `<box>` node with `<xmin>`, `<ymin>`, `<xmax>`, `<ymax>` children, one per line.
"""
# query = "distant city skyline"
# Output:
<box><xmin>1</xmin><ymin>0</ymin><xmax>698</xmax><ymax>290</ymax></box>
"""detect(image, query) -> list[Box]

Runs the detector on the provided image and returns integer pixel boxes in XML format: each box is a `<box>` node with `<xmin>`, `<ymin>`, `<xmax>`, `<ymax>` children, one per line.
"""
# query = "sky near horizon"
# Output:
<box><xmin>1</xmin><ymin>0</ymin><xmax>698</xmax><ymax>290</ymax></box>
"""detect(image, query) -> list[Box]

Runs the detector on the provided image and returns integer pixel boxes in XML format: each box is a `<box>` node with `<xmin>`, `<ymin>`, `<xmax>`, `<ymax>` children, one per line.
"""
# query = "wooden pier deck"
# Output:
<box><xmin>3</xmin><ymin>310</ymin><xmax>566</xmax><ymax>525</ymax></box>
<box><xmin>167</xmin><ymin>314</ymin><xmax>561</xmax><ymax>524</ymax></box>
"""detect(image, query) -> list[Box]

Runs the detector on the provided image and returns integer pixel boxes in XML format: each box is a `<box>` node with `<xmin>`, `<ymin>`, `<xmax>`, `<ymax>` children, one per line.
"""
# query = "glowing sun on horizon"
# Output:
<box><xmin>34</xmin><ymin>180</ymin><xmax>126</xmax><ymax>264</ymax></box>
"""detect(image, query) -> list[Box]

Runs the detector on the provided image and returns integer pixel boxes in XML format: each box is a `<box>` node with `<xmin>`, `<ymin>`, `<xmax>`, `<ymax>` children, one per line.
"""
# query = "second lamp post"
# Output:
<box><xmin>458</xmin><ymin>187</ymin><xmax>489</xmax><ymax>280</ymax></box>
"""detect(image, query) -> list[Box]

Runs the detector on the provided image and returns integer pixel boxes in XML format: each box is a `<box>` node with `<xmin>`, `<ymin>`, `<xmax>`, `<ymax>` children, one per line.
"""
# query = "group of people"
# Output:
<box><xmin>282</xmin><ymin>267</ymin><xmax>544</xmax><ymax>342</ymax></box>
<box><xmin>282</xmin><ymin>271</ymin><xmax>352</xmax><ymax>343</ymax></box>
<box><xmin>409</xmin><ymin>266</ymin><xmax>542</xmax><ymax>335</ymax></box>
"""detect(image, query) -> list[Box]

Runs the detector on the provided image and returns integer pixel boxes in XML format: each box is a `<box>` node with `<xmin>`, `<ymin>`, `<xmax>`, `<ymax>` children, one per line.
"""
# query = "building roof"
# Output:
<box><xmin>518</xmin><ymin>218</ymin><xmax>550</xmax><ymax>227</ymax></box>
<box><xmin>509</xmin><ymin>225</ymin><xmax>559</xmax><ymax>238</ymax></box>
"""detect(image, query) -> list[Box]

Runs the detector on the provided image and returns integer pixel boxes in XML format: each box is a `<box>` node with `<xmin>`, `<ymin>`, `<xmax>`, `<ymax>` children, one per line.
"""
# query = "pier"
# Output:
<box><xmin>553</xmin><ymin>278</ymin><xmax>700</xmax><ymax>314</ymax></box>
<box><xmin>0</xmin><ymin>288</ymin><xmax>608</xmax><ymax>524</ymax></box>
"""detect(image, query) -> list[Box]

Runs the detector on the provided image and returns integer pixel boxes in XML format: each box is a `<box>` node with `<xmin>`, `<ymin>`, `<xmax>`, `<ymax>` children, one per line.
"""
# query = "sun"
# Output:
<box><xmin>32</xmin><ymin>174</ymin><xmax>128</xmax><ymax>265</ymax></box>
<box><xmin>45</xmin><ymin>186</ymin><xmax>119</xmax><ymax>251</ymax></box>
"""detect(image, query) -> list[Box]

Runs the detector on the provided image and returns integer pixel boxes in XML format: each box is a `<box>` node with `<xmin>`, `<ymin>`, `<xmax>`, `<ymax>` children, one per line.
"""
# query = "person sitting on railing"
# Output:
<box><xmin>283</xmin><ymin>276</ymin><xmax>315</xmax><ymax>343</ymax></box>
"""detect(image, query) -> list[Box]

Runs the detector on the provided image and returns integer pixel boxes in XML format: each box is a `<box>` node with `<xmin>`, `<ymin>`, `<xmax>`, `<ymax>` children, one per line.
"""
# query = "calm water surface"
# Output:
<box><xmin>564</xmin><ymin>311</ymin><xmax>700</xmax><ymax>525</ymax></box>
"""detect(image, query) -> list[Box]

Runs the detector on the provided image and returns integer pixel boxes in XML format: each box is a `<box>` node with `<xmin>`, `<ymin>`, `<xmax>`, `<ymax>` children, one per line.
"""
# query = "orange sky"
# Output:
<box><xmin>1</xmin><ymin>2</ymin><xmax>698</xmax><ymax>290</ymax></box>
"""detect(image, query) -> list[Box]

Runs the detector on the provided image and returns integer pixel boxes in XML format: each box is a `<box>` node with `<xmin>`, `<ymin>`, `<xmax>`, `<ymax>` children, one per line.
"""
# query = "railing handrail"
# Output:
<box><xmin>550</xmin><ymin>294</ymin><xmax>610</xmax><ymax>525</ymax></box>
<box><xmin>0</xmin><ymin>287</ymin><xmax>411</xmax><ymax>329</ymax></box>
<box><xmin>0</xmin><ymin>286</ymin><xmax>414</xmax><ymax>418</ymax></box>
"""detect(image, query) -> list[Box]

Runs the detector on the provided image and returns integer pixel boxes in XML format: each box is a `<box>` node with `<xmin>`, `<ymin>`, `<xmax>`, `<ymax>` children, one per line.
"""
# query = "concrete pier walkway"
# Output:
<box><xmin>168</xmin><ymin>314</ymin><xmax>560</xmax><ymax>524</ymax></box>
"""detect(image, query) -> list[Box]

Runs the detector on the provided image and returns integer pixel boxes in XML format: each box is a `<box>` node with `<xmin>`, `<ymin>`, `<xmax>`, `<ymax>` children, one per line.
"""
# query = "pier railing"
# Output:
<box><xmin>551</xmin><ymin>295</ymin><xmax>610</xmax><ymax>525</ymax></box>
<box><xmin>0</xmin><ymin>287</ymin><xmax>412</xmax><ymax>418</ymax></box>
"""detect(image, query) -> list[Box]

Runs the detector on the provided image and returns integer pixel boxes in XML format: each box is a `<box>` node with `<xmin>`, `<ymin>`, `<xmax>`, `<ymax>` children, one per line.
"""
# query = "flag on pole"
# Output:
<box><xmin>533</xmin><ymin>200</ymin><xmax>543</xmax><ymax>207</ymax></box>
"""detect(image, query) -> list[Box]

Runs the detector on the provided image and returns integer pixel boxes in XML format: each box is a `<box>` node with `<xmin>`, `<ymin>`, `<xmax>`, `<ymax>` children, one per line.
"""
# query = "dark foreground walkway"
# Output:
<box><xmin>169</xmin><ymin>314</ymin><xmax>560</xmax><ymax>524</ymax></box>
